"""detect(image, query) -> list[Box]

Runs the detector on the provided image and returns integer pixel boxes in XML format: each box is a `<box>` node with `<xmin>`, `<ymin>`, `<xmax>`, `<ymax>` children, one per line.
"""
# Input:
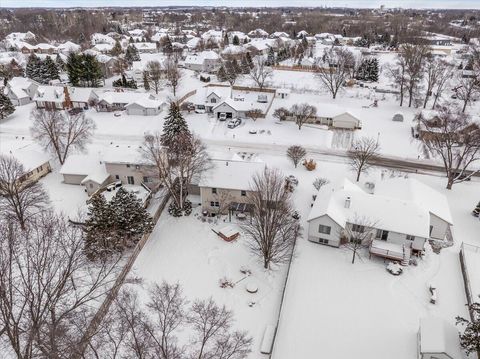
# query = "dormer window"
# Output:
<box><xmin>211</xmin><ymin>98</ymin><xmax>217</xmax><ymax>103</ymax></box>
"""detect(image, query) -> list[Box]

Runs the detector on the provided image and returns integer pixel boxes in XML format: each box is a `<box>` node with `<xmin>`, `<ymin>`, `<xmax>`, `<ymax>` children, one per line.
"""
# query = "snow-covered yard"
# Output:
<box><xmin>128</xmin><ymin>207</ymin><xmax>288</xmax><ymax>358</ymax></box>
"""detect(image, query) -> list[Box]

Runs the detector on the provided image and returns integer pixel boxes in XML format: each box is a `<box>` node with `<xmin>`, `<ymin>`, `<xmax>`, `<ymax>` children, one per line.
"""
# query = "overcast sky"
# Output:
<box><xmin>1</xmin><ymin>0</ymin><xmax>479</xmax><ymax>9</ymax></box>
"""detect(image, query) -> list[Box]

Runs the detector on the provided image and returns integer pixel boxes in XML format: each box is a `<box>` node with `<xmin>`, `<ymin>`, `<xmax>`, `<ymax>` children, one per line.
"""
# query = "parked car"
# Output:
<box><xmin>248</xmin><ymin>129</ymin><xmax>258</xmax><ymax>134</ymax></box>
<box><xmin>227</xmin><ymin>118</ymin><xmax>242</xmax><ymax>129</ymax></box>
<box><xmin>195</xmin><ymin>106</ymin><xmax>206</xmax><ymax>114</ymax></box>
<box><xmin>114</xmin><ymin>111</ymin><xmax>122</xmax><ymax>117</ymax></box>
<box><xmin>218</xmin><ymin>112</ymin><xmax>228</xmax><ymax>121</ymax></box>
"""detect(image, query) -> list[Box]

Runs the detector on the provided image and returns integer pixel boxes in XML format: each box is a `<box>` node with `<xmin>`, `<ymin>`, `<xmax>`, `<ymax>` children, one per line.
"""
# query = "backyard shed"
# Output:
<box><xmin>418</xmin><ymin>317</ymin><xmax>462</xmax><ymax>359</ymax></box>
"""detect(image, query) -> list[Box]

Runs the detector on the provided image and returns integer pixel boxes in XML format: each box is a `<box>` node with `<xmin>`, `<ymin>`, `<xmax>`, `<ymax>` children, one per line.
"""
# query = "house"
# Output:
<box><xmin>125</xmin><ymin>97</ymin><xmax>165</xmax><ymax>116</ymax></box>
<box><xmin>282</xmin><ymin>103</ymin><xmax>362</xmax><ymax>129</ymax></box>
<box><xmin>91</xmin><ymin>33</ymin><xmax>116</xmax><ymax>46</ymax></box>
<box><xmin>198</xmin><ymin>159</ymin><xmax>265</xmax><ymax>215</ymax></box>
<box><xmin>93</xmin><ymin>91</ymin><xmax>155</xmax><ymax>112</ymax></box>
<box><xmin>132</xmin><ymin>42</ymin><xmax>157</xmax><ymax>53</ymax></box>
<box><xmin>69</xmin><ymin>87</ymin><xmax>94</xmax><ymax>110</ymax></box>
<box><xmin>307</xmin><ymin>178</ymin><xmax>453</xmax><ymax>263</ymax></box>
<box><xmin>102</xmin><ymin>144</ymin><xmax>158</xmax><ymax>189</ymax></box>
<box><xmin>34</xmin><ymin>86</ymin><xmax>70</xmax><ymax>110</ymax></box>
<box><xmin>191</xmin><ymin>85</ymin><xmax>232</xmax><ymax>113</ymax></box>
<box><xmin>248</xmin><ymin>29</ymin><xmax>269</xmax><ymax>39</ymax></box>
<box><xmin>57</xmin><ymin>41</ymin><xmax>81</xmax><ymax>55</ymax></box>
<box><xmin>5</xmin><ymin>77</ymin><xmax>39</xmax><ymax>106</ymax></box>
<box><xmin>418</xmin><ymin>317</ymin><xmax>462</xmax><ymax>359</ymax></box>
<box><xmin>221</xmin><ymin>45</ymin><xmax>247</xmax><ymax>60</ymax></box>
<box><xmin>95</xmin><ymin>53</ymin><xmax>117</xmax><ymax>78</ymax></box>
<box><xmin>91</xmin><ymin>43</ymin><xmax>114</xmax><ymax>54</ymax></box>
<box><xmin>13</xmin><ymin>149</ymin><xmax>51</xmax><ymax>183</ymax></box>
<box><xmin>270</xmin><ymin>32</ymin><xmax>290</xmax><ymax>39</ymax></box>
<box><xmin>184</xmin><ymin>51</ymin><xmax>221</xmax><ymax>73</ymax></box>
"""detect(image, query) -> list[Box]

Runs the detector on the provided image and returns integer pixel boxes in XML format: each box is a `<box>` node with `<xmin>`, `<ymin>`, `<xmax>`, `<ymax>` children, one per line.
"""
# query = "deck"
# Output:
<box><xmin>369</xmin><ymin>240</ymin><xmax>411</xmax><ymax>265</ymax></box>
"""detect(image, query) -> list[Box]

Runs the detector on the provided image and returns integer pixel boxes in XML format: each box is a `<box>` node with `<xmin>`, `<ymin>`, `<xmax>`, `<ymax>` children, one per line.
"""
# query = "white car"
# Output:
<box><xmin>227</xmin><ymin>118</ymin><xmax>242</xmax><ymax>129</ymax></box>
<box><xmin>113</xmin><ymin>111</ymin><xmax>122</xmax><ymax>117</ymax></box>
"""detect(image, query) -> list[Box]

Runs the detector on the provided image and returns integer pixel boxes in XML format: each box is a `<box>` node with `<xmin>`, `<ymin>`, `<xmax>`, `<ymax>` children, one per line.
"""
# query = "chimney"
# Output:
<box><xmin>226</xmin><ymin>161</ymin><xmax>229</xmax><ymax>166</ymax></box>
<box><xmin>345</xmin><ymin>196</ymin><xmax>351</xmax><ymax>209</ymax></box>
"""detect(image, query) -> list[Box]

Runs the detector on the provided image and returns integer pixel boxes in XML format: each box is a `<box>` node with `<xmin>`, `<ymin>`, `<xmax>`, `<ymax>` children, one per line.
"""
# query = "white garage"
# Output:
<box><xmin>125</xmin><ymin>98</ymin><xmax>164</xmax><ymax>116</ymax></box>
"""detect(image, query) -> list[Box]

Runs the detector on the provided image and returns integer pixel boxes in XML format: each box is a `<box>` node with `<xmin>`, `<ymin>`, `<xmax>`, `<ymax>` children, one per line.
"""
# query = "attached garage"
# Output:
<box><xmin>125</xmin><ymin>98</ymin><xmax>163</xmax><ymax>116</ymax></box>
<box><xmin>213</xmin><ymin>102</ymin><xmax>237</xmax><ymax>119</ymax></box>
<box><xmin>332</xmin><ymin>112</ymin><xmax>362</xmax><ymax>129</ymax></box>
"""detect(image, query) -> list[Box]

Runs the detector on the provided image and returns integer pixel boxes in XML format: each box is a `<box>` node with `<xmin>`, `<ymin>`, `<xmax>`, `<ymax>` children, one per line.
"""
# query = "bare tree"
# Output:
<box><xmin>341</xmin><ymin>216</ymin><xmax>377</xmax><ymax>264</ymax></box>
<box><xmin>189</xmin><ymin>298</ymin><xmax>252</xmax><ymax>359</ymax></box>
<box><xmin>241</xmin><ymin>168</ymin><xmax>300</xmax><ymax>269</ymax></box>
<box><xmin>290</xmin><ymin>103</ymin><xmax>317</xmax><ymax>130</ymax></box>
<box><xmin>165</xmin><ymin>57</ymin><xmax>182</xmax><ymax>97</ymax></box>
<box><xmin>431</xmin><ymin>61</ymin><xmax>454</xmax><ymax>109</ymax></box>
<box><xmin>145</xmin><ymin>282</ymin><xmax>186</xmax><ymax>359</ymax></box>
<box><xmin>245</xmin><ymin>108</ymin><xmax>263</xmax><ymax>122</ymax></box>
<box><xmin>142</xmin><ymin>133</ymin><xmax>211</xmax><ymax>214</ymax></box>
<box><xmin>145</xmin><ymin>60</ymin><xmax>164</xmax><ymax>94</ymax></box>
<box><xmin>455</xmin><ymin>72</ymin><xmax>479</xmax><ymax>113</ymax></box>
<box><xmin>313</xmin><ymin>177</ymin><xmax>329</xmax><ymax>191</ymax></box>
<box><xmin>0</xmin><ymin>213</ymin><xmax>120</xmax><ymax>359</ymax></box>
<box><xmin>0</xmin><ymin>155</ymin><xmax>49</xmax><ymax>229</ymax></box>
<box><xmin>423</xmin><ymin>58</ymin><xmax>451</xmax><ymax>109</ymax></box>
<box><xmin>212</xmin><ymin>189</ymin><xmax>235</xmax><ymax>215</ymax></box>
<box><xmin>401</xmin><ymin>44</ymin><xmax>430</xmax><ymax>107</ymax></box>
<box><xmin>348</xmin><ymin>137</ymin><xmax>380</xmax><ymax>182</ymax></box>
<box><xmin>418</xmin><ymin>104</ymin><xmax>480</xmax><ymax>189</ymax></box>
<box><xmin>386</xmin><ymin>56</ymin><xmax>407</xmax><ymax>106</ymax></box>
<box><xmin>315</xmin><ymin>47</ymin><xmax>354</xmax><ymax>99</ymax></box>
<box><xmin>286</xmin><ymin>145</ymin><xmax>307</xmax><ymax>168</ymax></box>
<box><xmin>249</xmin><ymin>56</ymin><xmax>272</xmax><ymax>89</ymax></box>
<box><xmin>30</xmin><ymin>109</ymin><xmax>96</xmax><ymax>165</ymax></box>
<box><xmin>272</xmin><ymin>107</ymin><xmax>290</xmax><ymax>122</ymax></box>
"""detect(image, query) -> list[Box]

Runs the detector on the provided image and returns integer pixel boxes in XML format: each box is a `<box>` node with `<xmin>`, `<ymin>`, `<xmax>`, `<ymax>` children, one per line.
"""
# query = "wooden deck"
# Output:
<box><xmin>369</xmin><ymin>240</ymin><xmax>411</xmax><ymax>266</ymax></box>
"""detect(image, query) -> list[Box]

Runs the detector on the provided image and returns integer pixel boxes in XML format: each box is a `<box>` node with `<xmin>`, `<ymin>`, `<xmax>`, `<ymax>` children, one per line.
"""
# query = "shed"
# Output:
<box><xmin>393</xmin><ymin>112</ymin><xmax>404</xmax><ymax>122</ymax></box>
<box><xmin>418</xmin><ymin>317</ymin><xmax>463</xmax><ymax>359</ymax></box>
<box><xmin>215</xmin><ymin>226</ymin><xmax>240</xmax><ymax>242</ymax></box>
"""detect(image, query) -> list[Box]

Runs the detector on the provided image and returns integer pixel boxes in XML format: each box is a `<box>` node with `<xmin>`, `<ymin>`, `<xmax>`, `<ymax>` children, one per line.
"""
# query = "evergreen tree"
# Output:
<box><xmin>456</xmin><ymin>303</ymin><xmax>480</xmax><ymax>357</ymax></box>
<box><xmin>113</xmin><ymin>74</ymin><xmax>137</xmax><ymax>89</ymax></box>
<box><xmin>241</xmin><ymin>55</ymin><xmax>251</xmax><ymax>74</ymax></box>
<box><xmin>43</xmin><ymin>56</ymin><xmax>60</xmax><ymax>83</ymax></box>
<box><xmin>161</xmin><ymin>102</ymin><xmax>191</xmax><ymax>150</ymax></box>
<box><xmin>80</xmin><ymin>54</ymin><xmax>103</xmax><ymax>87</ymax></box>
<box><xmin>110</xmin><ymin>188</ymin><xmax>153</xmax><ymax>242</ymax></box>
<box><xmin>129</xmin><ymin>36</ymin><xmax>134</xmax><ymax>43</ymax></box>
<box><xmin>217</xmin><ymin>65</ymin><xmax>228</xmax><ymax>82</ymax></box>
<box><xmin>232</xmin><ymin>35</ymin><xmax>240</xmax><ymax>46</ymax></box>
<box><xmin>0</xmin><ymin>93</ymin><xmax>15</xmax><ymax>119</ymax></box>
<box><xmin>245</xmin><ymin>51</ymin><xmax>254</xmax><ymax>68</ymax></box>
<box><xmin>143</xmin><ymin>71</ymin><xmax>150</xmax><ymax>90</ymax></box>
<box><xmin>231</xmin><ymin>59</ymin><xmax>241</xmax><ymax>74</ymax></box>
<box><xmin>55</xmin><ymin>54</ymin><xmax>65</xmax><ymax>72</ymax></box>
<box><xmin>110</xmin><ymin>39</ymin><xmax>123</xmax><ymax>56</ymax></box>
<box><xmin>223</xmin><ymin>32</ymin><xmax>229</xmax><ymax>47</ymax></box>
<box><xmin>368</xmin><ymin>58</ymin><xmax>379</xmax><ymax>82</ymax></box>
<box><xmin>25</xmin><ymin>53</ymin><xmax>42</xmax><ymax>83</ymax></box>
<box><xmin>66</xmin><ymin>53</ymin><xmax>81</xmax><ymax>87</ymax></box>
<box><xmin>83</xmin><ymin>194</ymin><xmax>115</xmax><ymax>258</ymax></box>
<box><xmin>125</xmin><ymin>44</ymin><xmax>140</xmax><ymax>65</ymax></box>
<box><xmin>267</xmin><ymin>47</ymin><xmax>275</xmax><ymax>66</ymax></box>
<box><xmin>163</xmin><ymin>35</ymin><xmax>173</xmax><ymax>54</ymax></box>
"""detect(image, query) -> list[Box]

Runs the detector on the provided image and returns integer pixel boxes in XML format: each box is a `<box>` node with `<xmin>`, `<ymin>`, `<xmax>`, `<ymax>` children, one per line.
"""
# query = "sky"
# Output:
<box><xmin>0</xmin><ymin>0</ymin><xmax>479</xmax><ymax>9</ymax></box>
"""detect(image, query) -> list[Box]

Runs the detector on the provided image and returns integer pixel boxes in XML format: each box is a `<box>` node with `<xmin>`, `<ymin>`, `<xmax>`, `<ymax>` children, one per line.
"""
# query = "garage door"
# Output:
<box><xmin>217</xmin><ymin>112</ymin><xmax>233</xmax><ymax>119</ymax></box>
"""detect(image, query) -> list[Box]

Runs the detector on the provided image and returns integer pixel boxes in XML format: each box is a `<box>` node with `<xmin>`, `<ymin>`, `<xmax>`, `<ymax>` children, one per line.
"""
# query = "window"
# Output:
<box><xmin>351</xmin><ymin>224</ymin><xmax>365</xmax><ymax>233</ymax></box>
<box><xmin>406</xmin><ymin>235</ymin><xmax>415</xmax><ymax>241</ymax></box>
<box><xmin>143</xmin><ymin>176</ymin><xmax>149</xmax><ymax>183</ymax></box>
<box><xmin>376</xmin><ymin>229</ymin><xmax>389</xmax><ymax>241</ymax></box>
<box><xmin>318</xmin><ymin>225</ymin><xmax>331</xmax><ymax>235</ymax></box>
<box><xmin>115</xmin><ymin>175</ymin><xmax>120</xmax><ymax>180</ymax></box>
<box><xmin>318</xmin><ymin>238</ymin><xmax>329</xmax><ymax>245</ymax></box>
<box><xmin>211</xmin><ymin>98</ymin><xmax>217</xmax><ymax>103</ymax></box>
<box><xmin>212</xmin><ymin>188</ymin><xmax>217</xmax><ymax>194</ymax></box>
<box><xmin>127</xmin><ymin>176</ymin><xmax>134</xmax><ymax>185</ymax></box>
<box><xmin>429</xmin><ymin>226</ymin><xmax>433</xmax><ymax>236</ymax></box>
<box><xmin>241</xmin><ymin>190</ymin><xmax>246</xmax><ymax>197</ymax></box>
<box><xmin>210</xmin><ymin>201</ymin><xmax>219</xmax><ymax>207</ymax></box>
<box><xmin>126</xmin><ymin>164</ymin><xmax>131</xmax><ymax>168</ymax></box>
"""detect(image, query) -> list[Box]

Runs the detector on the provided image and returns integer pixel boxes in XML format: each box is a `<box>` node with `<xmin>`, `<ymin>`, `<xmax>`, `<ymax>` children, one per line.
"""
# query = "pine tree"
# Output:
<box><xmin>143</xmin><ymin>71</ymin><xmax>150</xmax><ymax>90</ymax></box>
<box><xmin>267</xmin><ymin>47</ymin><xmax>275</xmax><ymax>66</ymax></box>
<box><xmin>125</xmin><ymin>44</ymin><xmax>140</xmax><ymax>65</ymax></box>
<box><xmin>110</xmin><ymin>187</ymin><xmax>153</xmax><ymax>243</ymax></box>
<box><xmin>55</xmin><ymin>54</ymin><xmax>65</xmax><ymax>72</ymax></box>
<box><xmin>110</xmin><ymin>39</ymin><xmax>123</xmax><ymax>56</ymax></box>
<box><xmin>245</xmin><ymin>51</ymin><xmax>253</xmax><ymax>68</ymax></box>
<box><xmin>223</xmin><ymin>32</ymin><xmax>229</xmax><ymax>47</ymax></box>
<box><xmin>368</xmin><ymin>58</ymin><xmax>379</xmax><ymax>82</ymax></box>
<box><xmin>161</xmin><ymin>102</ymin><xmax>191</xmax><ymax>149</ymax></box>
<box><xmin>232</xmin><ymin>35</ymin><xmax>240</xmax><ymax>46</ymax></box>
<box><xmin>163</xmin><ymin>35</ymin><xmax>173</xmax><ymax>54</ymax></box>
<box><xmin>66</xmin><ymin>53</ymin><xmax>81</xmax><ymax>86</ymax></box>
<box><xmin>43</xmin><ymin>56</ymin><xmax>60</xmax><ymax>83</ymax></box>
<box><xmin>80</xmin><ymin>54</ymin><xmax>103</xmax><ymax>87</ymax></box>
<box><xmin>25</xmin><ymin>53</ymin><xmax>42</xmax><ymax>83</ymax></box>
<box><xmin>217</xmin><ymin>65</ymin><xmax>228</xmax><ymax>82</ymax></box>
<box><xmin>0</xmin><ymin>93</ymin><xmax>15</xmax><ymax>119</ymax></box>
<box><xmin>241</xmin><ymin>55</ymin><xmax>250</xmax><ymax>74</ymax></box>
<box><xmin>83</xmin><ymin>194</ymin><xmax>115</xmax><ymax>258</ymax></box>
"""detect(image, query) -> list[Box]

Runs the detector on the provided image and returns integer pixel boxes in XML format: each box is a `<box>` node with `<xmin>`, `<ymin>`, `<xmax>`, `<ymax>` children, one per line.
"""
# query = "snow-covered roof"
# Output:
<box><xmin>92</xmin><ymin>43</ymin><xmax>114</xmax><ymax>52</ymax></box>
<box><xmin>213</xmin><ymin>97</ymin><xmax>262</xmax><ymax>113</ymax></box>
<box><xmin>9</xmin><ymin>148</ymin><xmax>50</xmax><ymax>172</ymax></box>
<box><xmin>33</xmin><ymin>86</ymin><xmax>65</xmax><ymax>102</ymax></box>
<box><xmin>186</xmin><ymin>37</ymin><xmax>202</xmax><ymax>49</ymax></box>
<box><xmin>81</xmin><ymin>167</ymin><xmax>110</xmax><ymax>185</ymax></box>
<box><xmin>102</xmin><ymin>144</ymin><xmax>144</xmax><ymax>164</ymax></box>
<box><xmin>69</xmin><ymin>87</ymin><xmax>94</xmax><ymax>103</ymax></box>
<box><xmin>91</xmin><ymin>33</ymin><xmax>116</xmax><ymax>45</ymax></box>
<box><xmin>419</xmin><ymin>317</ymin><xmax>462</xmax><ymax>358</ymax></box>
<box><xmin>60</xmin><ymin>154</ymin><xmax>103</xmax><ymax>177</ymax></box>
<box><xmin>222</xmin><ymin>45</ymin><xmax>246</xmax><ymax>55</ymax></box>
<box><xmin>308</xmin><ymin>178</ymin><xmax>450</xmax><ymax>239</ymax></box>
<box><xmin>57</xmin><ymin>41</ymin><xmax>81</xmax><ymax>53</ymax></box>
<box><xmin>248</xmin><ymin>28</ymin><xmax>269</xmax><ymax>37</ymax></box>
<box><xmin>199</xmin><ymin>160</ymin><xmax>265</xmax><ymax>191</ymax></box>
<box><xmin>132</xmin><ymin>42</ymin><xmax>157</xmax><ymax>51</ymax></box>
<box><xmin>125</xmin><ymin>97</ymin><xmax>163</xmax><ymax>109</ymax></box>
<box><xmin>96</xmin><ymin>91</ymin><xmax>151</xmax><ymax>105</ymax></box>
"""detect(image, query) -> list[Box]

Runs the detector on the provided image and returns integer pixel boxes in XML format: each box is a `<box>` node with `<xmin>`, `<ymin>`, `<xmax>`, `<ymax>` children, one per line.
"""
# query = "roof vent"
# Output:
<box><xmin>345</xmin><ymin>196</ymin><xmax>351</xmax><ymax>209</ymax></box>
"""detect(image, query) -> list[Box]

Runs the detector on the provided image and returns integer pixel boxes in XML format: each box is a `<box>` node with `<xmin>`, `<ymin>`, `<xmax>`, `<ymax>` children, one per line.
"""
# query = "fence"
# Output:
<box><xmin>459</xmin><ymin>242</ymin><xmax>479</xmax><ymax>320</ymax></box>
<box><xmin>178</xmin><ymin>89</ymin><xmax>197</xmax><ymax>104</ymax></box>
<box><xmin>74</xmin><ymin>191</ymin><xmax>170</xmax><ymax>358</ymax></box>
